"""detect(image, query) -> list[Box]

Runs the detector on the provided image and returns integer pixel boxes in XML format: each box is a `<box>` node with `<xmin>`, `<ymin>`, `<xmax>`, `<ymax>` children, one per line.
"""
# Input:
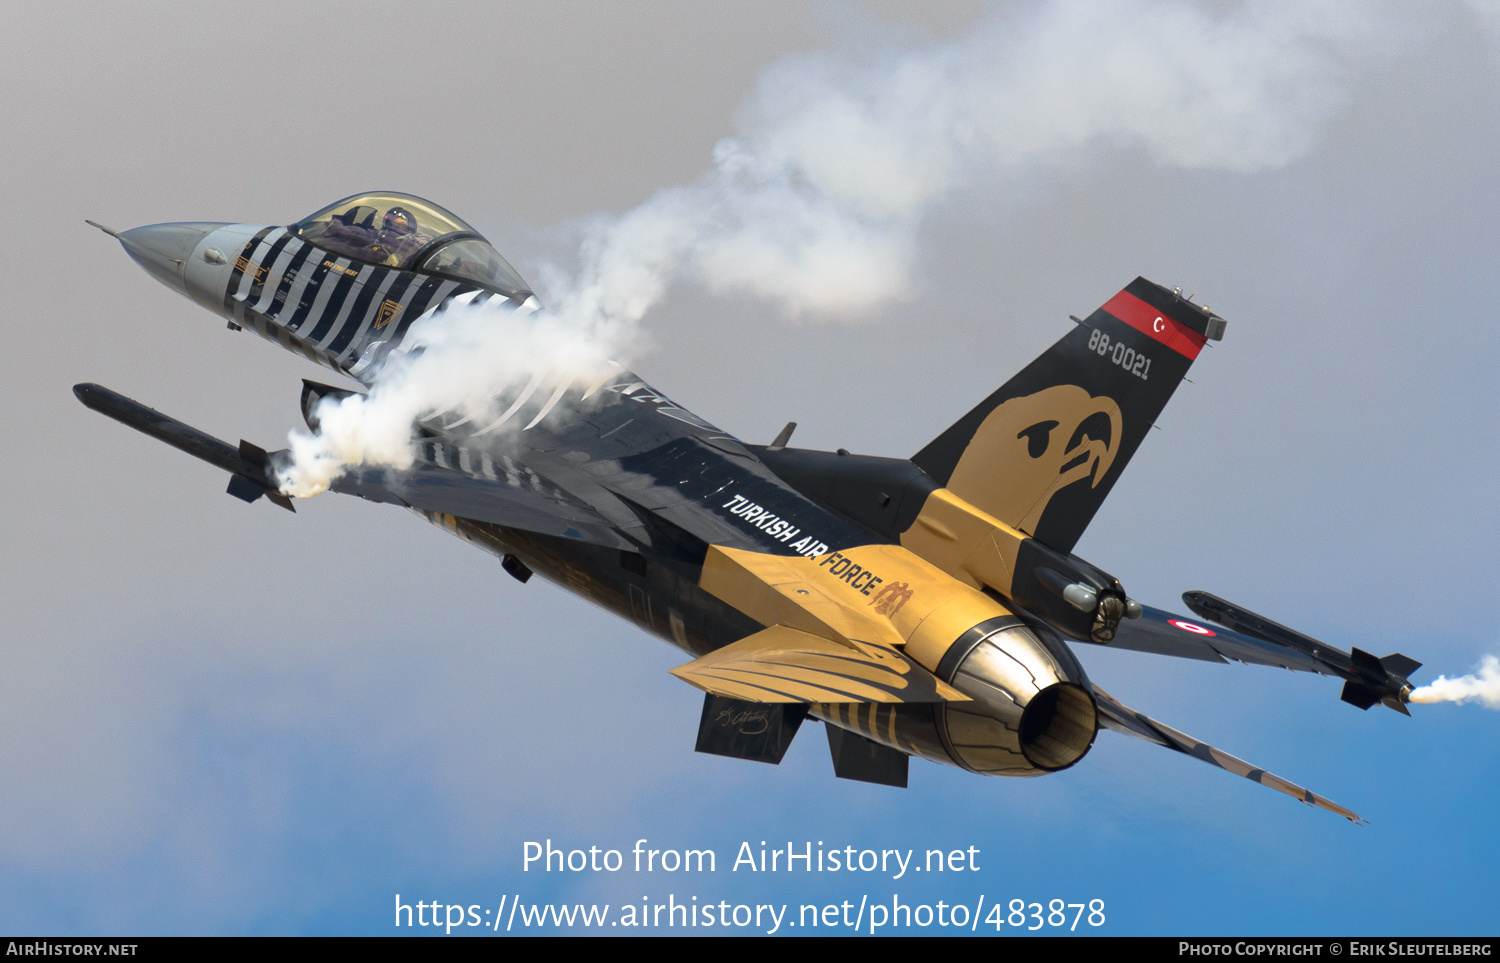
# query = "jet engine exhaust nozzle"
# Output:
<box><xmin>1019</xmin><ymin>681</ymin><xmax>1098</xmax><ymax>771</ymax></box>
<box><xmin>926</xmin><ymin>616</ymin><xmax>1099</xmax><ymax>776</ymax></box>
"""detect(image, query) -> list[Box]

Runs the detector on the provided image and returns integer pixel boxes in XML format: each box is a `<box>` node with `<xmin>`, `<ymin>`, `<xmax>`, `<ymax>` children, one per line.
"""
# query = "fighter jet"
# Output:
<box><xmin>78</xmin><ymin>192</ymin><xmax>1420</xmax><ymax>821</ymax></box>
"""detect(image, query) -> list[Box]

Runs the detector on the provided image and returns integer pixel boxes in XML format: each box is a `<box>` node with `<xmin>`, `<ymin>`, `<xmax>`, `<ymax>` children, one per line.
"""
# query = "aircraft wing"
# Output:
<box><xmin>1091</xmin><ymin>685</ymin><xmax>1362</xmax><ymax>823</ymax></box>
<box><xmin>671</xmin><ymin>625</ymin><xmax>970</xmax><ymax>704</ymax></box>
<box><xmin>1094</xmin><ymin>604</ymin><xmax>1328</xmax><ymax>674</ymax></box>
<box><xmin>330</xmin><ymin>461</ymin><xmax>637</xmax><ymax>550</ymax></box>
<box><xmin>1089</xmin><ymin>597</ymin><xmax>1420</xmax><ymax>716</ymax></box>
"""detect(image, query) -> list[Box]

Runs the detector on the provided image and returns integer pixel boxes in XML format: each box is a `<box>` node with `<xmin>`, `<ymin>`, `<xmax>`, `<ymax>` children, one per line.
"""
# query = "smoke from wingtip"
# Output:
<box><xmin>1408</xmin><ymin>656</ymin><xmax>1500</xmax><ymax>709</ymax></box>
<box><xmin>280</xmin><ymin>0</ymin><xmax>1392</xmax><ymax>494</ymax></box>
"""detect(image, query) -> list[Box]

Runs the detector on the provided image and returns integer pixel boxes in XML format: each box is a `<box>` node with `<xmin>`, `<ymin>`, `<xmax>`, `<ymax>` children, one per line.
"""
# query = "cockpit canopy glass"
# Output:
<box><xmin>291</xmin><ymin>192</ymin><xmax>532</xmax><ymax>299</ymax></box>
<box><xmin>419</xmin><ymin>238</ymin><xmax>530</xmax><ymax>298</ymax></box>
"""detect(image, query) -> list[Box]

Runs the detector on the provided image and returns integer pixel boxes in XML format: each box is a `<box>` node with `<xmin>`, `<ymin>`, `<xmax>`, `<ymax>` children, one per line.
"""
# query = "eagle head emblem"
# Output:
<box><xmin>947</xmin><ymin>385</ymin><xmax>1122</xmax><ymax>535</ymax></box>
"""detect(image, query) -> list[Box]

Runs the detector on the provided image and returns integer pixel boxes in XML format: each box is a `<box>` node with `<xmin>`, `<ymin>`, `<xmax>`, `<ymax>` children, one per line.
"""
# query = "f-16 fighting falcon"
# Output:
<box><xmin>78</xmin><ymin>192</ymin><xmax>1423</xmax><ymax>822</ymax></box>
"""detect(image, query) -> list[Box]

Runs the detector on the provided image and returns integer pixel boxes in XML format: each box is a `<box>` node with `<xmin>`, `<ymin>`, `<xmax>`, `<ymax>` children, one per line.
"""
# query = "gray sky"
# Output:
<box><xmin>3</xmin><ymin>0</ymin><xmax>1498</xmax><ymax>934</ymax></box>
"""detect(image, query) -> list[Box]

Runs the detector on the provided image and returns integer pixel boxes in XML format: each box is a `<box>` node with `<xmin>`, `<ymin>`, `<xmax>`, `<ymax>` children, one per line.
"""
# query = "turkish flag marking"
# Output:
<box><xmin>1102</xmin><ymin>291</ymin><xmax>1208</xmax><ymax>360</ymax></box>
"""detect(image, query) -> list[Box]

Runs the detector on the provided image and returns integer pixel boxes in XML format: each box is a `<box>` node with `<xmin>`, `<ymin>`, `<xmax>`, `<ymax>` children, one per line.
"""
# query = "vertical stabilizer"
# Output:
<box><xmin>912</xmin><ymin>278</ymin><xmax>1224</xmax><ymax>552</ymax></box>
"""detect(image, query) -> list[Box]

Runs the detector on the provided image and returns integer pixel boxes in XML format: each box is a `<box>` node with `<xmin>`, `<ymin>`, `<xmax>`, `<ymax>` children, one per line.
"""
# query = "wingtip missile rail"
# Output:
<box><xmin>73</xmin><ymin>382</ymin><xmax>294</xmax><ymax>512</ymax></box>
<box><xmin>1182</xmin><ymin>590</ymin><xmax>1419</xmax><ymax>714</ymax></box>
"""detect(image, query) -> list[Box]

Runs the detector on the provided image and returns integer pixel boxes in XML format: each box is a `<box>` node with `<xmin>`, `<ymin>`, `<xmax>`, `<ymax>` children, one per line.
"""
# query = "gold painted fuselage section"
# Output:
<box><xmin>695</xmin><ymin>543</ymin><xmax>1098</xmax><ymax>775</ymax></box>
<box><xmin>421</xmin><ymin>510</ymin><xmax>1097</xmax><ymax>777</ymax></box>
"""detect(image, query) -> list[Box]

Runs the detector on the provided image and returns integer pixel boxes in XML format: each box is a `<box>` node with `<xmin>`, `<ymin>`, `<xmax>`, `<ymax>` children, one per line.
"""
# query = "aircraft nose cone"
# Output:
<box><xmin>114</xmin><ymin>222</ymin><xmax>231</xmax><ymax>297</ymax></box>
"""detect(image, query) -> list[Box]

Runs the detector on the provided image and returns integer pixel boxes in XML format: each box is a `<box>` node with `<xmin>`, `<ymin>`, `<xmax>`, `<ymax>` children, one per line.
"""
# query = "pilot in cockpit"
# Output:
<box><xmin>313</xmin><ymin>205</ymin><xmax>430</xmax><ymax>268</ymax></box>
<box><xmin>373</xmin><ymin>206</ymin><xmax>431</xmax><ymax>266</ymax></box>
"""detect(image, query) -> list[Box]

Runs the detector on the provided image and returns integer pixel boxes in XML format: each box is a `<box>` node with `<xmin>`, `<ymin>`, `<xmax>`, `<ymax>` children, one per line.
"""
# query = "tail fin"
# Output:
<box><xmin>912</xmin><ymin>277</ymin><xmax>1225</xmax><ymax>553</ymax></box>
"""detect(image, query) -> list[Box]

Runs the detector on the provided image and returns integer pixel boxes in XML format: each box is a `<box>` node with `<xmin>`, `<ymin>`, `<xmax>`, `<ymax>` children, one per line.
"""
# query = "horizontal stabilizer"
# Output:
<box><xmin>1092</xmin><ymin>685</ymin><xmax>1363</xmax><ymax>823</ymax></box>
<box><xmin>671</xmin><ymin>625</ymin><xmax>969</xmax><ymax>704</ymax></box>
<box><xmin>694</xmin><ymin>694</ymin><xmax>806</xmax><ymax>765</ymax></box>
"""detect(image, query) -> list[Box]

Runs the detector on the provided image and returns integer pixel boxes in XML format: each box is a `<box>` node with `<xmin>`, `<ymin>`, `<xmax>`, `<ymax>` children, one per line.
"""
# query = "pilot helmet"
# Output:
<box><xmin>383</xmin><ymin>206</ymin><xmax>418</xmax><ymax>236</ymax></box>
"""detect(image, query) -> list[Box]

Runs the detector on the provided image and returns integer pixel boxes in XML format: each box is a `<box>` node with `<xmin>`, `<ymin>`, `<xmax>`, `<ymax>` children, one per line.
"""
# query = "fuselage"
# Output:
<box><xmin>90</xmin><ymin>203</ymin><xmax>1381</xmax><ymax>820</ymax></box>
<box><xmin>109</xmin><ymin>194</ymin><xmax>1100</xmax><ymax>781</ymax></box>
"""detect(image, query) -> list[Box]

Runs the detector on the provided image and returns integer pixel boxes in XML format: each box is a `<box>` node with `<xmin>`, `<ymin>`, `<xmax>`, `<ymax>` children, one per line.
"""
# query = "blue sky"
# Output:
<box><xmin>2</xmin><ymin>0</ymin><xmax>1497</xmax><ymax>936</ymax></box>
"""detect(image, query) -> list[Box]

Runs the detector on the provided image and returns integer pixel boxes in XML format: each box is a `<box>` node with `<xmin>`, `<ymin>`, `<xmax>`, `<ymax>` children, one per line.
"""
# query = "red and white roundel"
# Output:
<box><xmin>1168</xmin><ymin>619</ymin><xmax>1216</xmax><ymax>636</ymax></box>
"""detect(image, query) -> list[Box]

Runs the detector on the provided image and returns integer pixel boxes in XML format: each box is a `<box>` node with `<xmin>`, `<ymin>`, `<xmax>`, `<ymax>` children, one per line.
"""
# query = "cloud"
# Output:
<box><xmin>283</xmin><ymin>0</ymin><xmax>1394</xmax><ymax>493</ymax></box>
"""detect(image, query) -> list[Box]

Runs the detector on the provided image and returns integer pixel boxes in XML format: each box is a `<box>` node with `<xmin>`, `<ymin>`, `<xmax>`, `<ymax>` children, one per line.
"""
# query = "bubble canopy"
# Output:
<box><xmin>290</xmin><ymin>192</ymin><xmax>532</xmax><ymax>299</ymax></box>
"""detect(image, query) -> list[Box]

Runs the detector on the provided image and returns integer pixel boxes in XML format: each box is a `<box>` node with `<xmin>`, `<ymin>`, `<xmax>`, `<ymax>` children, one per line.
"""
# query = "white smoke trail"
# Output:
<box><xmin>277</xmin><ymin>295</ymin><xmax>630</xmax><ymax>498</ymax></box>
<box><xmin>281</xmin><ymin>0</ymin><xmax>1392</xmax><ymax>494</ymax></box>
<box><xmin>1409</xmin><ymin>656</ymin><xmax>1500</xmax><ymax>709</ymax></box>
<box><xmin>548</xmin><ymin>0</ymin><xmax>1390</xmax><ymax>321</ymax></box>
